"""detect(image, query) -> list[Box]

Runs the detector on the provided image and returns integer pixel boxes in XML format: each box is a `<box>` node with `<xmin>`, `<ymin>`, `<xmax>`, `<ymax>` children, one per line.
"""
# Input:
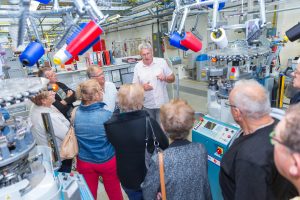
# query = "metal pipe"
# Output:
<box><xmin>73</xmin><ymin>0</ymin><xmax>85</xmax><ymax>15</ymax></box>
<box><xmin>168</xmin><ymin>11</ymin><xmax>178</xmax><ymax>35</ymax></box>
<box><xmin>178</xmin><ymin>8</ymin><xmax>188</xmax><ymax>34</ymax></box>
<box><xmin>30</xmin><ymin>7</ymin><xmax>74</xmax><ymax>17</ymax></box>
<box><xmin>29</xmin><ymin>16</ymin><xmax>41</xmax><ymax>43</ymax></box>
<box><xmin>259</xmin><ymin>0</ymin><xmax>266</xmax><ymax>25</ymax></box>
<box><xmin>174</xmin><ymin>0</ymin><xmax>181</xmax><ymax>8</ymax></box>
<box><xmin>87</xmin><ymin>0</ymin><xmax>104</xmax><ymax>20</ymax></box>
<box><xmin>18</xmin><ymin>0</ymin><xmax>30</xmax><ymax>47</ymax></box>
<box><xmin>212</xmin><ymin>0</ymin><xmax>219</xmax><ymax>30</ymax></box>
<box><xmin>53</xmin><ymin>0</ymin><xmax>59</xmax><ymax>10</ymax></box>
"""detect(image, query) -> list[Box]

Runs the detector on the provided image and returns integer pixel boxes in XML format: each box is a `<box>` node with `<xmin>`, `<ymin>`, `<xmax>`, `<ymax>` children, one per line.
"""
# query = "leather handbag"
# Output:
<box><xmin>60</xmin><ymin>107</ymin><xmax>78</xmax><ymax>160</ymax></box>
<box><xmin>159</xmin><ymin>151</ymin><xmax>167</xmax><ymax>200</ymax></box>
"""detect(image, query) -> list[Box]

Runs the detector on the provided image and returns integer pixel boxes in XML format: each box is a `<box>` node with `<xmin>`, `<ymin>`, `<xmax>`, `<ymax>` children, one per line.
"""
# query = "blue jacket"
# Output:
<box><xmin>74</xmin><ymin>102</ymin><xmax>114</xmax><ymax>163</ymax></box>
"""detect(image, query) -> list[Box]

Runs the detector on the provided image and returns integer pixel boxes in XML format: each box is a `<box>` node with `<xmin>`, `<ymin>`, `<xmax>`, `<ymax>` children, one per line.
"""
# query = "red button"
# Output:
<box><xmin>227</xmin><ymin>135</ymin><xmax>231</xmax><ymax>138</ymax></box>
<box><xmin>217</xmin><ymin>148</ymin><xmax>222</xmax><ymax>155</ymax></box>
<box><xmin>70</xmin><ymin>172</ymin><xmax>74</xmax><ymax>177</ymax></box>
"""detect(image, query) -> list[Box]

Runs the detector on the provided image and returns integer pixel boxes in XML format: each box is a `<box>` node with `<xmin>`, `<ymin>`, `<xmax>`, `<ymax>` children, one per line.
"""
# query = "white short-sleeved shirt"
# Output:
<box><xmin>103</xmin><ymin>81</ymin><xmax>117</xmax><ymax>112</ymax></box>
<box><xmin>133</xmin><ymin>57</ymin><xmax>173</xmax><ymax>109</ymax></box>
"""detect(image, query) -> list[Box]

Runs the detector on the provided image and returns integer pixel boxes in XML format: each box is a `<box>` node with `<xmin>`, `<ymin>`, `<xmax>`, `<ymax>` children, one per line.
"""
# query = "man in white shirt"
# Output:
<box><xmin>87</xmin><ymin>66</ymin><xmax>117</xmax><ymax>112</ymax></box>
<box><xmin>133</xmin><ymin>42</ymin><xmax>175</xmax><ymax>122</ymax></box>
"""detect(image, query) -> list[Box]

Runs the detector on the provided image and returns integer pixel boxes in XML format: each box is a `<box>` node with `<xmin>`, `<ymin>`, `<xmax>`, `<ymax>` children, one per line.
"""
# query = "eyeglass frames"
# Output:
<box><xmin>225</xmin><ymin>101</ymin><xmax>237</xmax><ymax>108</ymax></box>
<box><xmin>269</xmin><ymin>131</ymin><xmax>289</xmax><ymax>148</ymax></box>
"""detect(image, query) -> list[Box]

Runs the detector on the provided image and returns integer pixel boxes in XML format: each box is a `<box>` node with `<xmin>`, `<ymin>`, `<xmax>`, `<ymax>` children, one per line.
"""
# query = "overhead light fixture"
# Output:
<box><xmin>106</xmin><ymin>14</ymin><xmax>121</xmax><ymax>22</ymax></box>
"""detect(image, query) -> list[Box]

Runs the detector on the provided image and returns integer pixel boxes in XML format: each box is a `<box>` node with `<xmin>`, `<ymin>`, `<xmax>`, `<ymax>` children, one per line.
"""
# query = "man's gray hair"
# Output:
<box><xmin>232</xmin><ymin>79</ymin><xmax>271</xmax><ymax>119</ymax></box>
<box><xmin>138</xmin><ymin>42</ymin><xmax>152</xmax><ymax>52</ymax></box>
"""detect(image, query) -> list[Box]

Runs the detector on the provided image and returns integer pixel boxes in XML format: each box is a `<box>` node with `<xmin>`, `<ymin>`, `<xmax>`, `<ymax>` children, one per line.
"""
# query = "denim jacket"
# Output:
<box><xmin>74</xmin><ymin>102</ymin><xmax>114</xmax><ymax>163</ymax></box>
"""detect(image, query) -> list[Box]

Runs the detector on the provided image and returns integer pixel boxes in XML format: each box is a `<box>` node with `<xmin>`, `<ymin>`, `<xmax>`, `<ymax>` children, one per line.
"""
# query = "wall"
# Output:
<box><xmin>103</xmin><ymin>1</ymin><xmax>300</xmax><ymax>66</ymax></box>
<box><xmin>276</xmin><ymin>0</ymin><xmax>300</xmax><ymax>65</ymax></box>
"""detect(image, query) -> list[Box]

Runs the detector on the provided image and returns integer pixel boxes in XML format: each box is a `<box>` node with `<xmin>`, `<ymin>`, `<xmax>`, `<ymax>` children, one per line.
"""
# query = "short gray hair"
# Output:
<box><xmin>138</xmin><ymin>42</ymin><xmax>152</xmax><ymax>52</ymax></box>
<box><xmin>231</xmin><ymin>79</ymin><xmax>271</xmax><ymax>119</ymax></box>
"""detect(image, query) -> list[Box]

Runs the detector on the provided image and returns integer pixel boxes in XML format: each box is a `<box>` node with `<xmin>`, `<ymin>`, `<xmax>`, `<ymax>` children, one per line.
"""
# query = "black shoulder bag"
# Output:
<box><xmin>144</xmin><ymin>115</ymin><xmax>160</xmax><ymax>169</ymax></box>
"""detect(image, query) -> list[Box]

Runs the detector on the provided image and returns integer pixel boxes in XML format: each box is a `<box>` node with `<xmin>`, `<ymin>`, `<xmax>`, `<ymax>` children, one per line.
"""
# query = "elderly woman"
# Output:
<box><xmin>141</xmin><ymin>99</ymin><xmax>212</xmax><ymax>200</ymax></box>
<box><xmin>29</xmin><ymin>90</ymin><xmax>72</xmax><ymax>172</ymax></box>
<box><xmin>74</xmin><ymin>79</ymin><xmax>122</xmax><ymax>200</ymax></box>
<box><xmin>104</xmin><ymin>83</ymin><xmax>169</xmax><ymax>200</ymax></box>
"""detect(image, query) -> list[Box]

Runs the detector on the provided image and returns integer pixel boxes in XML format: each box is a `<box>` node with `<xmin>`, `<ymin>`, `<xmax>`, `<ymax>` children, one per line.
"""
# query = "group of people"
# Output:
<box><xmin>28</xmin><ymin>41</ymin><xmax>300</xmax><ymax>200</ymax></box>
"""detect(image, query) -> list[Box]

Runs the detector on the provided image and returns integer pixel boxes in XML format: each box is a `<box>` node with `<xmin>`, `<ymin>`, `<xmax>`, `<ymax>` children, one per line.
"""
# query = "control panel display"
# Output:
<box><xmin>193</xmin><ymin>116</ymin><xmax>240</xmax><ymax>146</ymax></box>
<box><xmin>204</xmin><ymin>121</ymin><xmax>216</xmax><ymax>130</ymax></box>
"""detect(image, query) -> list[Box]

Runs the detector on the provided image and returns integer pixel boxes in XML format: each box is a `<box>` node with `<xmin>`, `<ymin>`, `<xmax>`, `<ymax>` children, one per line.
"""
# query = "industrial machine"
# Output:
<box><xmin>0</xmin><ymin>77</ymin><xmax>93</xmax><ymax>200</ymax></box>
<box><xmin>205</xmin><ymin>39</ymin><xmax>275</xmax><ymax>124</ymax></box>
<box><xmin>192</xmin><ymin>115</ymin><xmax>241</xmax><ymax>200</ymax></box>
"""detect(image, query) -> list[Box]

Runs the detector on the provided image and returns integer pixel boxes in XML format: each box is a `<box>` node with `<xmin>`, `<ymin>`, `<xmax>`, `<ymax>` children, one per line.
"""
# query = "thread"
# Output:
<box><xmin>19</xmin><ymin>42</ymin><xmax>45</xmax><ymax>66</ymax></box>
<box><xmin>35</xmin><ymin>0</ymin><xmax>51</xmax><ymax>4</ymax></box>
<box><xmin>66</xmin><ymin>20</ymin><xmax>103</xmax><ymax>57</ymax></box>
<box><xmin>66</xmin><ymin>23</ymin><xmax>100</xmax><ymax>55</ymax></box>
<box><xmin>53</xmin><ymin>44</ymin><xmax>71</xmax><ymax>65</ymax></box>
<box><xmin>210</xmin><ymin>28</ymin><xmax>228</xmax><ymax>49</ymax></box>
<box><xmin>169</xmin><ymin>32</ymin><xmax>188</xmax><ymax>51</ymax></box>
<box><xmin>180</xmin><ymin>32</ymin><xmax>202</xmax><ymax>52</ymax></box>
<box><xmin>286</xmin><ymin>23</ymin><xmax>300</xmax><ymax>42</ymax></box>
<box><xmin>201</xmin><ymin>0</ymin><xmax>225</xmax><ymax>10</ymax></box>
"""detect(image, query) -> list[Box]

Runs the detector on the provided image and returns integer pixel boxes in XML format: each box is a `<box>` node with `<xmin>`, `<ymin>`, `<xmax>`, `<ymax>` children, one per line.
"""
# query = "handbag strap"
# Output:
<box><xmin>70</xmin><ymin>107</ymin><xmax>78</xmax><ymax>126</ymax></box>
<box><xmin>159</xmin><ymin>151</ymin><xmax>167</xmax><ymax>200</ymax></box>
<box><xmin>145</xmin><ymin>115</ymin><xmax>159</xmax><ymax>151</ymax></box>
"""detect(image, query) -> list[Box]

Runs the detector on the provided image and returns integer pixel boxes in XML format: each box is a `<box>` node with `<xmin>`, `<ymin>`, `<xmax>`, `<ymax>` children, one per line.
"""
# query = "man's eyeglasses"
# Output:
<box><xmin>269</xmin><ymin>131</ymin><xmax>289</xmax><ymax>148</ymax></box>
<box><xmin>225</xmin><ymin>101</ymin><xmax>237</xmax><ymax>108</ymax></box>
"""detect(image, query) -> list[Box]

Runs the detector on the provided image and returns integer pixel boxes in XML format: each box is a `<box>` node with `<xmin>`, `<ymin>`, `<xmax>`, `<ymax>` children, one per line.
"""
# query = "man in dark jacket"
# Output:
<box><xmin>219</xmin><ymin>79</ymin><xmax>297</xmax><ymax>200</ymax></box>
<box><xmin>38</xmin><ymin>67</ymin><xmax>76</xmax><ymax>119</ymax></box>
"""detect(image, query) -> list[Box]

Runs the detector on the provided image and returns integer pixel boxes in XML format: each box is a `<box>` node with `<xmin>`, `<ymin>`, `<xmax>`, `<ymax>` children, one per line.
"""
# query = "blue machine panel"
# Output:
<box><xmin>192</xmin><ymin>115</ymin><xmax>240</xmax><ymax>200</ymax></box>
<box><xmin>56</xmin><ymin>172</ymin><xmax>94</xmax><ymax>200</ymax></box>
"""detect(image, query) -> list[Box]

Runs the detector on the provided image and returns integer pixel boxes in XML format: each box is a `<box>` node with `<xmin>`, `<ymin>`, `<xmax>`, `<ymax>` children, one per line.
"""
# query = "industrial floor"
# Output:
<box><xmin>96</xmin><ymin>78</ymin><xmax>208</xmax><ymax>200</ymax></box>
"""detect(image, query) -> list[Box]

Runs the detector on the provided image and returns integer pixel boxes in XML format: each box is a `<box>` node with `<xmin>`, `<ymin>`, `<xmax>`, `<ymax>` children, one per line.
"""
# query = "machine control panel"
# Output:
<box><xmin>57</xmin><ymin>172</ymin><xmax>94</xmax><ymax>200</ymax></box>
<box><xmin>193</xmin><ymin>115</ymin><xmax>240</xmax><ymax>146</ymax></box>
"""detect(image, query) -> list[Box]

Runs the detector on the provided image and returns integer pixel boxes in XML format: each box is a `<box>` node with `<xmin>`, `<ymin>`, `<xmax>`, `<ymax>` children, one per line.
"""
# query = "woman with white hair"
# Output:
<box><xmin>104</xmin><ymin>83</ymin><xmax>169</xmax><ymax>200</ymax></box>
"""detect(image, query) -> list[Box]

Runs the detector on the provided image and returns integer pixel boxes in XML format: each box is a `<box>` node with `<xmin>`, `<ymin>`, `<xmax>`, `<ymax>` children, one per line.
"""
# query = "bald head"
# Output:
<box><xmin>229</xmin><ymin>79</ymin><xmax>271</xmax><ymax>119</ymax></box>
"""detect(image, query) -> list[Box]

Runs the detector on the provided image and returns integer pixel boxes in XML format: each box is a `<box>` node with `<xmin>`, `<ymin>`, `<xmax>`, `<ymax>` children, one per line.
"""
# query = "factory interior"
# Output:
<box><xmin>0</xmin><ymin>0</ymin><xmax>300</xmax><ymax>199</ymax></box>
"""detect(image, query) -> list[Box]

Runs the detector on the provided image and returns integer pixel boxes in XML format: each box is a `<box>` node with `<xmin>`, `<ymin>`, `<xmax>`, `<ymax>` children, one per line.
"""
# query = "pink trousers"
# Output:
<box><xmin>77</xmin><ymin>156</ymin><xmax>123</xmax><ymax>200</ymax></box>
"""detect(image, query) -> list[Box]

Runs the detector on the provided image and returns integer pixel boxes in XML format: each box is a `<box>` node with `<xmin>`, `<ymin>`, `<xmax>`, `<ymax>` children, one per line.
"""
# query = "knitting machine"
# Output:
<box><xmin>0</xmin><ymin>77</ymin><xmax>93</xmax><ymax>200</ymax></box>
<box><xmin>206</xmin><ymin>39</ymin><xmax>275</xmax><ymax>124</ymax></box>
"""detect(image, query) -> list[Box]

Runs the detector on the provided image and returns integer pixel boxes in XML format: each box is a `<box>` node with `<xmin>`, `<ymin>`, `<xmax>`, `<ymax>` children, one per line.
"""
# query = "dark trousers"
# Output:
<box><xmin>122</xmin><ymin>185</ymin><xmax>143</xmax><ymax>200</ymax></box>
<box><xmin>58</xmin><ymin>159</ymin><xmax>73</xmax><ymax>173</ymax></box>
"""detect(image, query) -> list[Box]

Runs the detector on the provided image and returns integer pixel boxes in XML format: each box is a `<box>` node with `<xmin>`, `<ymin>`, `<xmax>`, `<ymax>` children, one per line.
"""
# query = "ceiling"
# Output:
<box><xmin>0</xmin><ymin>0</ymin><xmax>297</xmax><ymax>48</ymax></box>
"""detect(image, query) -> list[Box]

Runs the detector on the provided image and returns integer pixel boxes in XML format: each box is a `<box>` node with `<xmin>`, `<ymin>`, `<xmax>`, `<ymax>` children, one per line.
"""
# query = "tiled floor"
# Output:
<box><xmin>97</xmin><ymin>78</ymin><xmax>208</xmax><ymax>200</ymax></box>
